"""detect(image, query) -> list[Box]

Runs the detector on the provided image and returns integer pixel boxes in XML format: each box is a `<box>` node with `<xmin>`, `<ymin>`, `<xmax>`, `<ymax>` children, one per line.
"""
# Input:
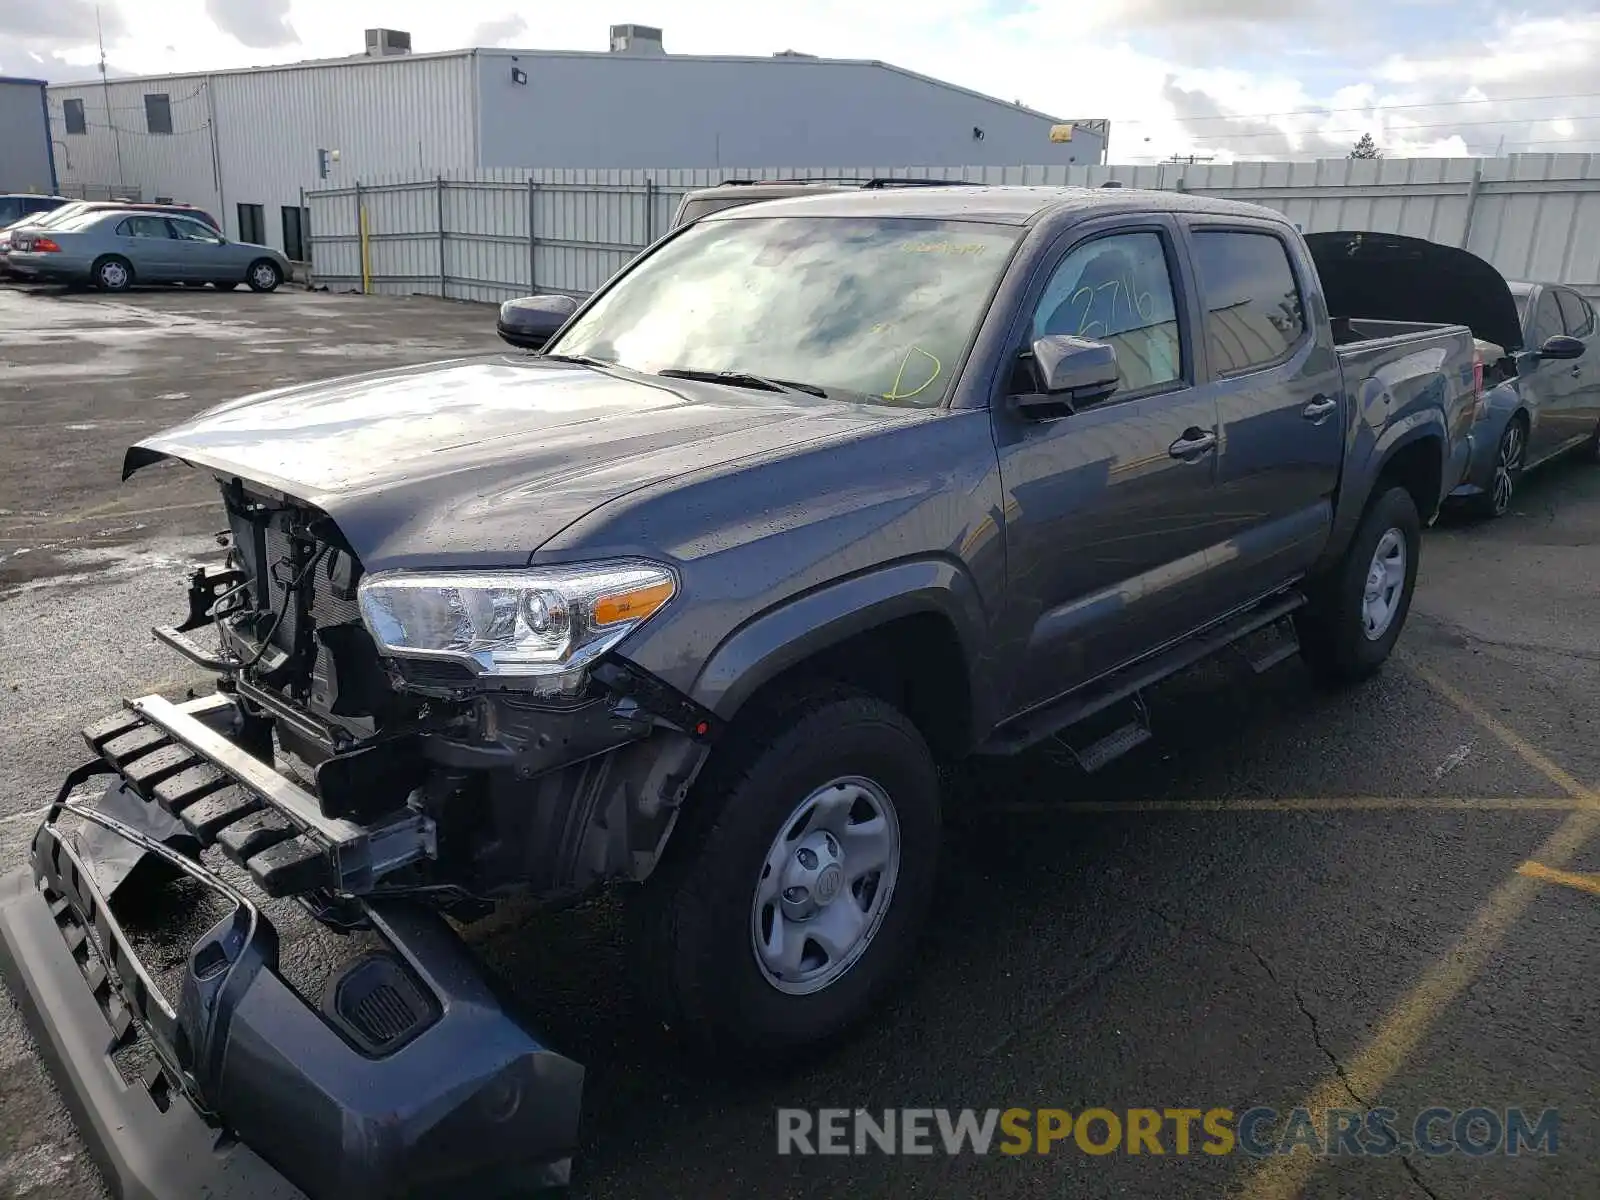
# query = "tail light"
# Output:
<box><xmin>32</xmin><ymin>237</ymin><xmax>61</xmax><ymax>253</ymax></box>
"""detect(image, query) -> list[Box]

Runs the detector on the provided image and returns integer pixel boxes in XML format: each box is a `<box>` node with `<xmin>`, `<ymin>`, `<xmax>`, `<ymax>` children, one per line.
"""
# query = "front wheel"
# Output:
<box><xmin>1296</xmin><ymin>485</ymin><xmax>1421</xmax><ymax>685</ymax></box>
<box><xmin>1473</xmin><ymin>418</ymin><xmax>1525</xmax><ymax>518</ymax></box>
<box><xmin>246</xmin><ymin>259</ymin><xmax>282</xmax><ymax>292</ymax></box>
<box><xmin>628</xmin><ymin>687</ymin><xmax>940</xmax><ymax>1066</ymax></box>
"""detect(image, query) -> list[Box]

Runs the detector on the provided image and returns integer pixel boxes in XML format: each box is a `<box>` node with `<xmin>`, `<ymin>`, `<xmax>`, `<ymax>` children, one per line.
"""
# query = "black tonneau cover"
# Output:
<box><xmin>1306</xmin><ymin>231</ymin><xmax>1523</xmax><ymax>352</ymax></box>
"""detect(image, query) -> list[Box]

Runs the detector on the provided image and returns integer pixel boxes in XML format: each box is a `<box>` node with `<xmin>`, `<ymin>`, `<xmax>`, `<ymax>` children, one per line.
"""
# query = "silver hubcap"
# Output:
<box><xmin>751</xmin><ymin>776</ymin><xmax>900</xmax><ymax>996</ymax></box>
<box><xmin>101</xmin><ymin>262</ymin><xmax>126</xmax><ymax>288</ymax></box>
<box><xmin>1492</xmin><ymin>423</ymin><xmax>1523</xmax><ymax>515</ymax></box>
<box><xmin>253</xmin><ymin>264</ymin><xmax>276</xmax><ymax>288</ymax></box>
<box><xmin>1362</xmin><ymin>528</ymin><xmax>1407</xmax><ymax>641</ymax></box>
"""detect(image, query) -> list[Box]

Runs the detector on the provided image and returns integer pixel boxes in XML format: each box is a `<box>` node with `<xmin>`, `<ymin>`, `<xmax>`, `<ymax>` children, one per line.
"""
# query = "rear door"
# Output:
<box><xmin>1180</xmin><ymin>222</ymin><xmax>1344</xmax><ymax>612</ymax></box>
<box><xmin>993</xmin><ymin>215</ymin><xmax>1229</xmax><ymax>714</ymax></box>
<box><xmin>115</xmin><ymin>215</ymin><xmax>179</xmax><ymax>281</ymax></box>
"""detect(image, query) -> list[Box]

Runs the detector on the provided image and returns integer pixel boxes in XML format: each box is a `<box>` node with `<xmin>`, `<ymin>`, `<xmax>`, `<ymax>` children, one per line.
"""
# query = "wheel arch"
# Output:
<box><xmin>689</xmin><ymin>559</ymin><xmax>987</xmax><ymax>761</ymax></box>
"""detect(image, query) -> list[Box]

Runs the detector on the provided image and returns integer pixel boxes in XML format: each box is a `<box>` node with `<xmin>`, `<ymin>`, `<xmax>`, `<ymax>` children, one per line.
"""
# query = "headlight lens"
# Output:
<box><xmin>357</xmin><ymin>560</ymin><xmax>676</xmax><ymax>688</ymax></box>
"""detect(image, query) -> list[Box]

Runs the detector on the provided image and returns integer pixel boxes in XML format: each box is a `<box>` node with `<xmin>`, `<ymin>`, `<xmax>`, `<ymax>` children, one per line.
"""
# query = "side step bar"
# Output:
<box><xmin>83</xmin><ymin>694</ymin><xmax>434</xmax><ymax>895</ymax></box>
<box><xmin>981</xmin><ymin>590</ymin><xmax>1305</xmax><ymax>757</ymax></box>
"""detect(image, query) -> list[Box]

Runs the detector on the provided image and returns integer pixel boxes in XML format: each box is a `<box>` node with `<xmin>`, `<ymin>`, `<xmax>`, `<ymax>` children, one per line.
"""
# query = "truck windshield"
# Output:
<box><xmin>549</xmin><ymin>216</ymin><xmax>1022</xmax><ymax>407</ymax></box>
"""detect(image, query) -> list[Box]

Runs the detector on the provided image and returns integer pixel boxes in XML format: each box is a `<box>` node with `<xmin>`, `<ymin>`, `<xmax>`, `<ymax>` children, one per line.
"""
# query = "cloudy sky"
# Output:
<box><xmin>5</xmin><ymin>0</ymin><xmax>1600</xmax><ymax>162</ymax></box>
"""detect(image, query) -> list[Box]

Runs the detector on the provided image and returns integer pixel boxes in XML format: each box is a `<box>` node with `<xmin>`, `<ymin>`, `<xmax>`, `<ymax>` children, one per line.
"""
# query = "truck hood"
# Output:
<box><xmin>1306</xmin><ymin>231</ymin><xmax>1523</xmax><ymax>352</ymax></box>
<box><xmin>125</xmin><ymin>355</ymin><xmax>924</xmax><ymax>572</ymax></box>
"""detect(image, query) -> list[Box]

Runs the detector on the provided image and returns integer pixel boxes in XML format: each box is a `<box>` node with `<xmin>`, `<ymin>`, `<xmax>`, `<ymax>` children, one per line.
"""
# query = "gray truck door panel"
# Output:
<box><xmin>992</xmin><ymin>218</ymin><xmax>1228</xmax><ymax>715</ymax></box>
<box><xmin>1182</xmin><ymin>224</ymin><xmax>1343</xmax><ymax>609</ymax></box>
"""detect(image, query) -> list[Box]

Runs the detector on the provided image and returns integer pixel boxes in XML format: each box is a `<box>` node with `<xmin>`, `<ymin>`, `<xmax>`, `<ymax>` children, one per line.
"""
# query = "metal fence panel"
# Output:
<box><xmin>307</xmin><ymin>154</ymin><xmax>1600</xmax><ymax>303</ymax></box>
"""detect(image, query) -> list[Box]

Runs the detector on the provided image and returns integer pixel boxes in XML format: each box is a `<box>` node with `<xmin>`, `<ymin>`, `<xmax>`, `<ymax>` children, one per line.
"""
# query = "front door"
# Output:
<box><xmin>993</xmin><ymin>220</ymin><xmax>1227</xmax><ymax>717</ymax></box>
<box><xmin>163</xmin><ymin>216</ymin><xmax>230</xmax><ymax>282</ymax></box>
<box><xmin>1182</xmin><ymin>222</ymin><xmax>1345</xmax><ymax>613</ymax></box>
<box><xmin>1523</xmin><ymin>287</ymin><xmax>1584</xmax><ymax>460</ymax></box>
<box><xmin>1552</xmin><ymin>287</ymin><xmax>1600</xmax><ymax>446</ymax></box>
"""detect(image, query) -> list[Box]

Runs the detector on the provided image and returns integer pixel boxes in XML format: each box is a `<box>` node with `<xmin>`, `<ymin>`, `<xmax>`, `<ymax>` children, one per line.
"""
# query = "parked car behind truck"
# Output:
<box><xmin>9</xmin><ymin>207</ymin><xmax>289</xmax><ymax>292</ymax></box>
<box><xmin>1453</xmin><ymin>279</ymin><xmax>1599</xmax><ymax>515</ymax></box>
<box><xmin>1</xmin><ymin>186</ymin><xmax>1481</xmax><ymax>1200</ymax></box>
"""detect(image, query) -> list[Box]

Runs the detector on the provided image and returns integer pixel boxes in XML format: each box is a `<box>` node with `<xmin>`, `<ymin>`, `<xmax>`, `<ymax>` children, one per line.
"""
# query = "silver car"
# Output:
<box><xmin>1451</xmin><ymin>281</ymin><xmax>1599</xmax><ymax>516</ymax></box>
<box><xmin>8</xmin><ymin>208</ymin><xmax>291</xmax><ymax>293</ymax></box>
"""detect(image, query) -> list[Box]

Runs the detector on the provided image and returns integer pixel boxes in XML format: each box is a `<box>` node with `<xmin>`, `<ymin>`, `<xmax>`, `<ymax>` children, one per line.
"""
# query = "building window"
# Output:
<box><xmin>144</xmin><ymin>93</ymin><xmax>173</xmax><ymax>135</ymax></box>
<box><xmin>281</xmin><ymin>205</ymin><xmax>311</xmax><ymax>262</ymax></box>
<box><xmin>63</xmin><ymin>98</ymin><xmax>87</xmax><ymax>135</ymax></box>
<box><xmin>237</xmin><ymin>203</ymin><xmax>266</xmax><ymax>245</ymax></box>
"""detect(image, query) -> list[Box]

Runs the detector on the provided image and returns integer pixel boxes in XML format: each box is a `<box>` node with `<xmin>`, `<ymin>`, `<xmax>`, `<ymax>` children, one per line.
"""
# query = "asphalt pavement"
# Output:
<box><xmin>2</xmin><ymin>285</ymin><xmax>1598</xmax><ymax>1200</ymax></box>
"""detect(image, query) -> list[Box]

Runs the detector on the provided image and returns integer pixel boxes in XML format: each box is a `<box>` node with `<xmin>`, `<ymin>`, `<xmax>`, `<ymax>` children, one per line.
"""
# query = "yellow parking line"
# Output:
<box><xmin>1518</xmin><ymin>860</ymin><xmax>1600</xmax><ymax>897</ymax></box>
<box><xmin>1405</xmin><ymin>658</ymin><xmax>1592</xmax><ymax>799</ymax></box>
<box><xmin>1240</xmin><ymin>663</ymin><xmax>1600</xmax><ymax>1200</ymax></box>
<box><xmin>990</xmin><ymin>797</ymin><xmax>1589</xmax><ymax>815</ymax></box>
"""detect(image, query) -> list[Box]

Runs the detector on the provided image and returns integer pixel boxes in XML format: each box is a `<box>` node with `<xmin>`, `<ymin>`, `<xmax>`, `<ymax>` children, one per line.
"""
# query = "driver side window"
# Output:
<box><xmin>1030</xmin><ymin>230</ymin><xmax>1182</xmax><ymax>394</ymax></box>
<box><xmin>1532</xmin><ymin>291</ymin><xmax>1564</xmax><ymax>348</ymax></box>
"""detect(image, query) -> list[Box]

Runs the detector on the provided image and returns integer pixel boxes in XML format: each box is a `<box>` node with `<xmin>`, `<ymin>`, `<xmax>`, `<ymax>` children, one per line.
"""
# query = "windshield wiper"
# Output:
<box><xmin>657</xmin><ymin>367</ymin><xmax>829</xmax><ymax>398</ymax></box>
<box><xmin>540</xmin><ymin>352</ymin><xmax>614</xmax><ymax>368</ymax></box>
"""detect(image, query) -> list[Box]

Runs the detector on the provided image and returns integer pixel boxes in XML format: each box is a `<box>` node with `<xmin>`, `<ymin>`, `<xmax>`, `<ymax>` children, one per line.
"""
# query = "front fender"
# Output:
<box><xmin>690</xmin><ymin>558</ymin><xmax>989</xmax><ymax>724</ymax></box>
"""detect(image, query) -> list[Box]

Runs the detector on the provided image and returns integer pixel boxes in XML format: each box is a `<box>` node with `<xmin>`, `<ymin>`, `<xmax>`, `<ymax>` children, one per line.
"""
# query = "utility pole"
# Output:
<box><xmin>97</xmin><ymin>6</ymin><xmax>126</xmax><ymax>189</ymax></box>
<box><xmin>1161</xmin><ymin>153</ymin><xmax>1215</xmax><ymax>166</ymax></box>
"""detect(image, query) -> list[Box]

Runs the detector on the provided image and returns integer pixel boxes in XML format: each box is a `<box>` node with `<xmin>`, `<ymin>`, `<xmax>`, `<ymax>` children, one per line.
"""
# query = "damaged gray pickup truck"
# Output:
<box><xmin>1</xmin><ymin>188</ymin><xmax>1488</xmax><ymax>1199</ymax></box>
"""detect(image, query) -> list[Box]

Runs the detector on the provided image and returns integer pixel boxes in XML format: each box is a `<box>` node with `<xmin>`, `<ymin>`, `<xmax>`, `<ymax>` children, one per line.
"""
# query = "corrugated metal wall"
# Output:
<box><xmin>0</xmin><ymin>80</ymin><xmax>55</xmax><ymax>194</ymax></box>
<box><xmin>308</xmin><ymin>155</ymin><xmax>1600</xmax><ymax>303</ymax></box>
<box><xmin>50</xmin><ymin>54</ymin><xmax>478</xmax><ymax>249</ymax></box>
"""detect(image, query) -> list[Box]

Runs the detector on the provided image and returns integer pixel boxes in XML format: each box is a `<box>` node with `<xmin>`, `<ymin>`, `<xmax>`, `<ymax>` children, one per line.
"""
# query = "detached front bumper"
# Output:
<box><xmin>0</xmin><ymin>705</ymin><xmax>584</xmax><ymax>1200</ymax></box>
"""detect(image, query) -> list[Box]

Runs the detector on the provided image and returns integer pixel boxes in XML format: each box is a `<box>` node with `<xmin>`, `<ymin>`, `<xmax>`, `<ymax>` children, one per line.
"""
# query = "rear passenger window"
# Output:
<box><xmin>1192</xmin><ymin>231</ymin><xmax>1306</xmax><ymax>374</ymax></box>
<box><xmin>1556</xmin><ymin>289</ymin><xmax>1595</xmax><ymax>338</ymax></box>
<box><xmin>1031</xmin><ymin>231</ymin><xmax>1182</xmax><ymax>393</ymax></box>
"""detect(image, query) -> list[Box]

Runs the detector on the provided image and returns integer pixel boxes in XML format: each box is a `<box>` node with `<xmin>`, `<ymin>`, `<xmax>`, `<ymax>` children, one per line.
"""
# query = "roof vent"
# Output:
<box><xmin>364</xmin><ymin>28</ymin><xmax>412</xmax><ymax>57</ymax></box>
<box><xmin>774</xmin><ymin>49</ymin><xmax>817</xmax><ymax>58</ymax></box>
<box><xmin>609</xmin><ymin>24</ymin><xmax>665</xmax><ymax>55</ymax></box>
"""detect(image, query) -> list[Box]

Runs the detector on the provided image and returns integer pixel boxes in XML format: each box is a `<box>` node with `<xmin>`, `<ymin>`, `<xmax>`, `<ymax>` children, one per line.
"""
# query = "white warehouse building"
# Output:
<box><xmin>47</xmin><ymin>25</ymin><xmax>1108</xmax><ymax>257</ymax></box>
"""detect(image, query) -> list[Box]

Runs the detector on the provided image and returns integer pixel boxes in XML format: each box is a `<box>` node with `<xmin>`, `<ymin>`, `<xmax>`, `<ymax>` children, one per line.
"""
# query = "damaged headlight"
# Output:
<box><xmin>357</xmin><ymin>560</ymin><xmax>676</xmax><ymax>690</ymax></box>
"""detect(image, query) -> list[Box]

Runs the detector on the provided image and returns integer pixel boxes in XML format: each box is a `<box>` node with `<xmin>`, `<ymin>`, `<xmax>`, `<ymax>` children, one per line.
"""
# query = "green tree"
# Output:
<box><xmin>1350</xmin><ymin>133</ymin><xmax>1382</xmax><ymax>160</ymax></box>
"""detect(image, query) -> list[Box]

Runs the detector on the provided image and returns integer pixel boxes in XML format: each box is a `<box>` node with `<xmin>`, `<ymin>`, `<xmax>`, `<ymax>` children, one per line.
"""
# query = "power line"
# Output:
<box><xmin>1173</xmin><ymin>113</ymin><xmax>1600</xmax><ymax>143</ymax></box>
<box><xmin>1109</xmin><ymin>88</ymin><xmax>1600</xmax><ymax>127</ymax></box>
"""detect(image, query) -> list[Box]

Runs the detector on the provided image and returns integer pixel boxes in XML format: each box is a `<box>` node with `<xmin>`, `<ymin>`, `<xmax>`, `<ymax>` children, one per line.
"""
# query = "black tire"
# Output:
<box><xmin>1471</xmin><ymin>415</ymin><xmax>1527</xmax><ymax>518</ymax></box>
<box><xmin>627</xmin><ymin>685</ymin><xmax>940</xmax><ymax>1067</ymax></box>
<box><xmin>1295</xmin><ymin>485</ymin><xmax>1421</xmax><ymax>686</ymax></box>
<box><xmin>92</xmin><ymin>255</ymin><xmax>133</xmax><ymax>292</ymax></box>
<box><xmin>212</xmin><ymin>280</ymin><xmax>240</xmax><ymax>290</ymax></box>
<box><xmin>246</xmin><ymin>259</ymin><xmax>282</xmax><ymax>293</ymax></box>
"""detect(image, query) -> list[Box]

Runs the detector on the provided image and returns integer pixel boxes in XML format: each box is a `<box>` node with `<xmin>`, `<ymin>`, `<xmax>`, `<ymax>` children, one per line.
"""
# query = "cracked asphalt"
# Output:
<box><xmin>3</xmin><ymin>287</ymin><xmax>1599</xmax><ymax>1200</ymax></box>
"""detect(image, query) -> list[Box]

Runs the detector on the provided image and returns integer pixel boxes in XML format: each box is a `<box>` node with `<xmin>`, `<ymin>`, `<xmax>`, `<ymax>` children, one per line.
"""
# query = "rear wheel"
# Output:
<box><xmin>1582</xmin><ymin>415</ymin><xmax>1600</xmax><ymax>464</ymax></box>
<box><xmin>93</xmin><ymin>255</ymin><xmax>133</xmax><ymax>292</ymax></box>
<box><xmin>1296</xmin><ymin>485</ymin><xmax>1421</xmax><ymax>685</ymax></box>
<box><xmin>246</xmin><ymin>259</ymin><xmax>282</xmax><ymax>293</ymax></box>
<box><xmin>628</xmin><ymin>686</ymin><xmax>940</xmax><ymax>1066</ymax></box>
<box><xmin>1473</xmin><ymin>417</ymin><xmax>1526</xmax><ymax>518</ymax></box>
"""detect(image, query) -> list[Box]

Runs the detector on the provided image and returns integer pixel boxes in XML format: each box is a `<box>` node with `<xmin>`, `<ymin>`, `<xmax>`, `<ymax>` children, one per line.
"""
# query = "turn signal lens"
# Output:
<box><xmin>33</xmin><ymin>238</ymin><xmax>61</xmax><ymax>253</ymax></box>
<box><xmin>593</xmin><ymin>579</ymin><xmax>675</xmax><ymax>627</ymax></box>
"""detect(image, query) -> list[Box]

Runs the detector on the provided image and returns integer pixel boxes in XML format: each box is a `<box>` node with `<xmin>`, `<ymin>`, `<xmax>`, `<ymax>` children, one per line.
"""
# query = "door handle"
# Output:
<box><xmin>1572</xmin><ymin>367</ymin><xmax>1584</xmax><ymax>379</ymax></box>
<box><xmin>1302</xmin><ymin>395</ymin><xmax>1339</xmax><ymax>421</ymax></box>
<box><xmin>1168</xmin><ymin>429</ymin><xmax>1218</xmax><ymax>460</ymax></box>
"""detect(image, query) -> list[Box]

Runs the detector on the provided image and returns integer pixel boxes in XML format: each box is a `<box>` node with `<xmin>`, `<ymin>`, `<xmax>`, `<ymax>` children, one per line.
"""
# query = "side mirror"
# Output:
<box><xmin>497</xmin><ymin>294</ymin><xmax>579</xmax><ymax>351</ymax></box>
<box><xmin>1013</xmin><ymin>334</ymin><xmax>1120</xmax><ymax>415</ymax></box>
<box><xmin>1537</xmin><ymin>334</ymin><xmax>1585</xmax><ymax>361</ymax></box>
